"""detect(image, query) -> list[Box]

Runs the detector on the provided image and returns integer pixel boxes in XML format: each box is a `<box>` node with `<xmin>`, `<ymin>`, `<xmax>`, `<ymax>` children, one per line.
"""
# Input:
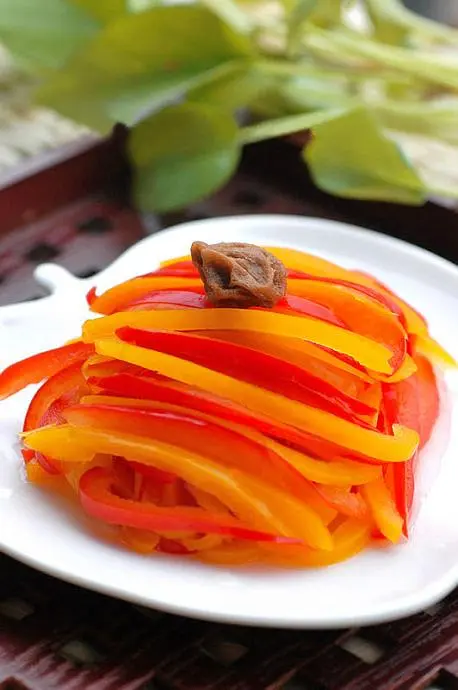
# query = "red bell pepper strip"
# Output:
<box><xmin>275</xmin><ymin>295</ymin><xmax>345</xmax><ymax>328</ymax></box>
<box><xmin>382</xmin><ymin>353</ymin><xmax>439</xmax><ymax>535</ymax></box>
<box><xmin>0</xmin><ymin>342</ymin><xmax>94</xmax><ymax>400</ymax></box>
<box><xmin>86</xmin><ymin>286</ymin><xmax>97</xmax><ymax>307</ymax></box>
<box><xmin>79</xmin><ymin>467</ymin><xmax>299</xmax><ymax>544</ymax></box>
<box><xmin>64</xmin><ymin>403</ymin><xmax>320</xmax><ymax>505</ymax></box>
<box><xmin>126</xmin><ymin>290</ymin><xmax>207</xmax><ymax>312</ymax></box>
<box><xmin>116</xmin><ymin>327</ymin><xmax>375</xmax><ymax>421</ymax></box>
<box><xmin>30</xmin><ymin>395</ymin><xmax>72</xmax><ymax>474</ymax></box>
<box><xmin>23</xmin><ymin>361</ymin><xmax>87</xmax><ymax>432</ymax></box>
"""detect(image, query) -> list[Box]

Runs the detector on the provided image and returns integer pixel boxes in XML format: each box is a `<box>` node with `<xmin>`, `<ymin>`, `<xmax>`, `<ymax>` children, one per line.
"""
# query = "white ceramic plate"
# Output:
<box><xmin>1</xmin><ymin>215</ymin><xmax>458</xmax><ymax>630</ymax></box>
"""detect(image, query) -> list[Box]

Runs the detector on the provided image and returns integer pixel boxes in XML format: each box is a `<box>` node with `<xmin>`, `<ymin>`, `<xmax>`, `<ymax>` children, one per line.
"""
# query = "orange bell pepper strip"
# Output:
<box><xmin>23</xmin><ymin>424</ymin><xmax>331</xmax><ymax>548</ymax></box>
<box><xmin>83</xmin><ymin>309</ymin><xmax>394</xmax><ymax>374</ymax></box>
<box><xmin>79</xmin><ymin>467</ymin><xmax>297</xmax><ymax>544</ymax></box>
<box><xmin>0</xmin><ymin>342</ymin><xmax>93</xmax><ymax>400</ymax></box>
<box><xmin>361</xmin><ymin>477</ymin><xmax>403</xmax><ymax>543</ymax></box>
<box><xmin>90</xmin><ymin>277</ymin><xmax>203</xmax><ymax>315</ymax></box>
<box><xmin>288</xmin><ymin>279</ymin><xmax>407</xmax><ymax>372</ymax></box>
<box><xmin>117</xmin><ymin>328</ymin><xmax>376</xmax><ymax>420</ymax></box>
<box><xmin>63</xmin><ymin>402</ymin><xmax>316</xmax><ymax>504</ymax></box>
<box><xmin>94</xmin><ymin>339</ymin><xmax>419</xmax><ymax>462</ymax></box>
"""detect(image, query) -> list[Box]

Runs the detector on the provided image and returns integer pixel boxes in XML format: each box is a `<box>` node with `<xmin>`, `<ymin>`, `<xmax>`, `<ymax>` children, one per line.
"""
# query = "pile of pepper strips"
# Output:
<box><xmin>0</xmin><ymin>246</ymin><xmax>454</xmax><ymax>567</ymax></box>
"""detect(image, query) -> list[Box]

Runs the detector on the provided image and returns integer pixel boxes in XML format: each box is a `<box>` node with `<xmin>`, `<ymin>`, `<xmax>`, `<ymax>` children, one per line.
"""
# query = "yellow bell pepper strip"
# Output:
<box><xmin>90</xmin><ymin>277</ymin><xmax>203</xmax><ymax>315</ymax></box>
<box><xmin>266</xmin><ymin>439</ymin><xmax>381</xmax><ymax>486</ymax></box>
<box><xmin>413</xmin><ymin>334</ymin><xmax>457</xmax><ymax>369</ymax></box>
<box><xmin>95</xmin><ymin>338</ymin><xmax>419</xmax><ymax>462</ymax></box>
<box><xmin>229</xmin><ymin>471</ymin><xmax>333</xmax><ymax>551</ymax></box>
<box><xmin>202</xmin><ymin>518</ymin><xmax>370</xmax><ymax>567</ymax></box>
<box><xmin>361</xmin><ymin>477</ymin><xmax>403</xmax><ymax>543</ymax></box>
<box><xmin>23</xmin><ymin>424</ymin><xmax>331</xmax><ymax>548</ymax></box>
<box><xmin>83</xmin><ymin>308</ymin><xmax>394</xmax><ymax>374</ymax></box>
<box><xmin>63</xmin><ymin>402</ymin><xmax>317</xmax><ymax>505</ymax></box>
<box><xmin>211</xmin><ymin>330</ymin><xmax>375</xmax><ymax>383</ymax></box>
<box><xmin>79</xmin><ymin>467</ymin><xmax>298</xmax><ymax>544</ymax></box>
<box><xmin>120</xmin><ymin>527</ymin><xmax>160</xmax><ymax>554</ymax></box>
<box><xmin>117</xmin><ymin>328</ymin><xmax>376</xmax><ymax>420</ymax></box>
<box><xmin>288</xmin><ymin>279</ymin><xmax>408</xmax><ymax>373</ymax></box>
<box><xmin>0</xmin><ymin>341</ymin><xmax>93</xmax><ymax>400</ymax></box>
<box><xmin>369</xmin><ymin>355</ymin><xmax>417</xmax><ymax>384</ymax></box>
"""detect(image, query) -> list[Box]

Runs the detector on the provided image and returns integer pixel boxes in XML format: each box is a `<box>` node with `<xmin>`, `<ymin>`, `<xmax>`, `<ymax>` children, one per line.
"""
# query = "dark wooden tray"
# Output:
<box><xmin>1</xmin><ymin>133</ymin><xmax>458</xmax><ymax>690</ymax></box>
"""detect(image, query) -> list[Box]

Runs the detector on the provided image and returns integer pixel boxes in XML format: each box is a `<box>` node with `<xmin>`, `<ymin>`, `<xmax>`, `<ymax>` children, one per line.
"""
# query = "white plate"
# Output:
<box><xmin>1</xmin><ymin>214</ymin><xmax>458</xmax><ymax>630</ymax></box>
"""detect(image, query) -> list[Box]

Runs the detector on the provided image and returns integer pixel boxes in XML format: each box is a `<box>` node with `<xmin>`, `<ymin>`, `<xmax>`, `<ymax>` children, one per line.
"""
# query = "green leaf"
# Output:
<box><xmin>190</xmin><ymin>62</ymin><xmax>271</xmax><ymax>111</ymax></box>
<box><xmin>0</xmin><ymin>0</ymin><xmax>98</xmax><ymax>71</ymax></box>
<box><xmin>70</xmin><ymin>0</ymin><xmax>127</xmax><ymax>23</ymax></box>
<box><xmin>129</xmin><ymin>102</ymin><xmax>241</xmax><ymax>212</ymax></box>
<box><xmin>240</xmin><ymin>106</ymin><xmax>348</xmax><ymax>144</ymax></box>
<box><xmin>37</xmin><ymin>4</ymin><xmax>255</xmax><ymax>132</ymax></box>
<box><xmin>305</xmin><ymin>108</ymin><xmax>426</xmax><ymax>204</ymax></box>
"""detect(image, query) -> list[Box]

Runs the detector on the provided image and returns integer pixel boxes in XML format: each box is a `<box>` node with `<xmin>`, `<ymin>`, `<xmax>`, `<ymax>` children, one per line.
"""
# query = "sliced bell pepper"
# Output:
<box><xmin>23</xmin><ymin>361</ymin><xmax>87</xmax><ymax>431</ymax></box>
<box><xmin>126</xmin><ymin>290</ymin><xmax>207</xmax><ymax>312</ymax></box>
<box><xmin>202</xmin><ymin>518</ymin><xmax>370</xmax><ymax>567</ymax></box>
<box><xmin>288</xmin><ymin>279</ymin><xmax>407</xmax><ymax>372</ymax></box>
<box><xmin>382</xmin><ymin>353</ymin><xmax>439</xmax><ymax>535</ymax></box>
<box><xmin>314</xmin><ymin>485</ymin><xmax>369</xmax><ymax>520</ymax></box>
<box><xmin>63</xmin><ymin>402</ymin><xmax>316</xmax><ymax>504</ymax></box>
<box><xmin>276</xmin><ymin>295</ymin><xmax>345</xmax><ymax>327</ymax></box>
<box><xmin>0</xmin><ymin>341</ymin><xmax>93</xmax><ymax>400</ymax></box>
<box><xmin>117</xmin><ymin>328</ymin><xmax>375</xmax><ymax>420</ymax></box>
<box><xmin>361</xmin><ymin>477</ymin><xmax>403</xmax><ymax>543</ymax></box>
<box><xmin>86</xmin><ymin>375</ymin><xmax>360</xmax><ymax>465</ymax></box>
<box><xmin>83</xmin><ymin>308</ymin><xmax>394</xmax><ymax>374</ymax></box>
<box><xmin>86</xmin><ymin>286</ymin><xmax>97</xmax><ymax>307</ymax></box>
<box><xmin>210</xmin><ymin>330</ymin><xmax>374</xmax><ymax>384</ymax></box>
<box><xmin>90</xmin><ymin>277</ymin><xmax>203</xmax><ymax>315</ymax></box>
<box><xmin>94</xmin><ymin>339</ymin><xmax>419</xmax><ymax>462</ymax></box>
<box><xmin>412</xmin><ymin>334</ymin><xmax>457</xmax><ymax>369</ymax></box>
<box><xmin>79</xmin><ymin>467</ymin><xmax>298</xmax><ymax>544</ymax></box>
<box><xmin>24</xmin><ymin>424</ymin><xmax>331</xmax><ymax>547</ymax></box>
<box><xmin>66</xmin><ymin>400</ymin><xmax>381</xmax><ymax>489</ymax></box>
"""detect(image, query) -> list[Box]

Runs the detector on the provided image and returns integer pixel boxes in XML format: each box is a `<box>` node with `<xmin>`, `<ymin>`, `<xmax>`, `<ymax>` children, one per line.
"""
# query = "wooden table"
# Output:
<box><xmin>0</xmin><ymin>135</ymin><xmax>458</xmax><ymax>690</ymax></box>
